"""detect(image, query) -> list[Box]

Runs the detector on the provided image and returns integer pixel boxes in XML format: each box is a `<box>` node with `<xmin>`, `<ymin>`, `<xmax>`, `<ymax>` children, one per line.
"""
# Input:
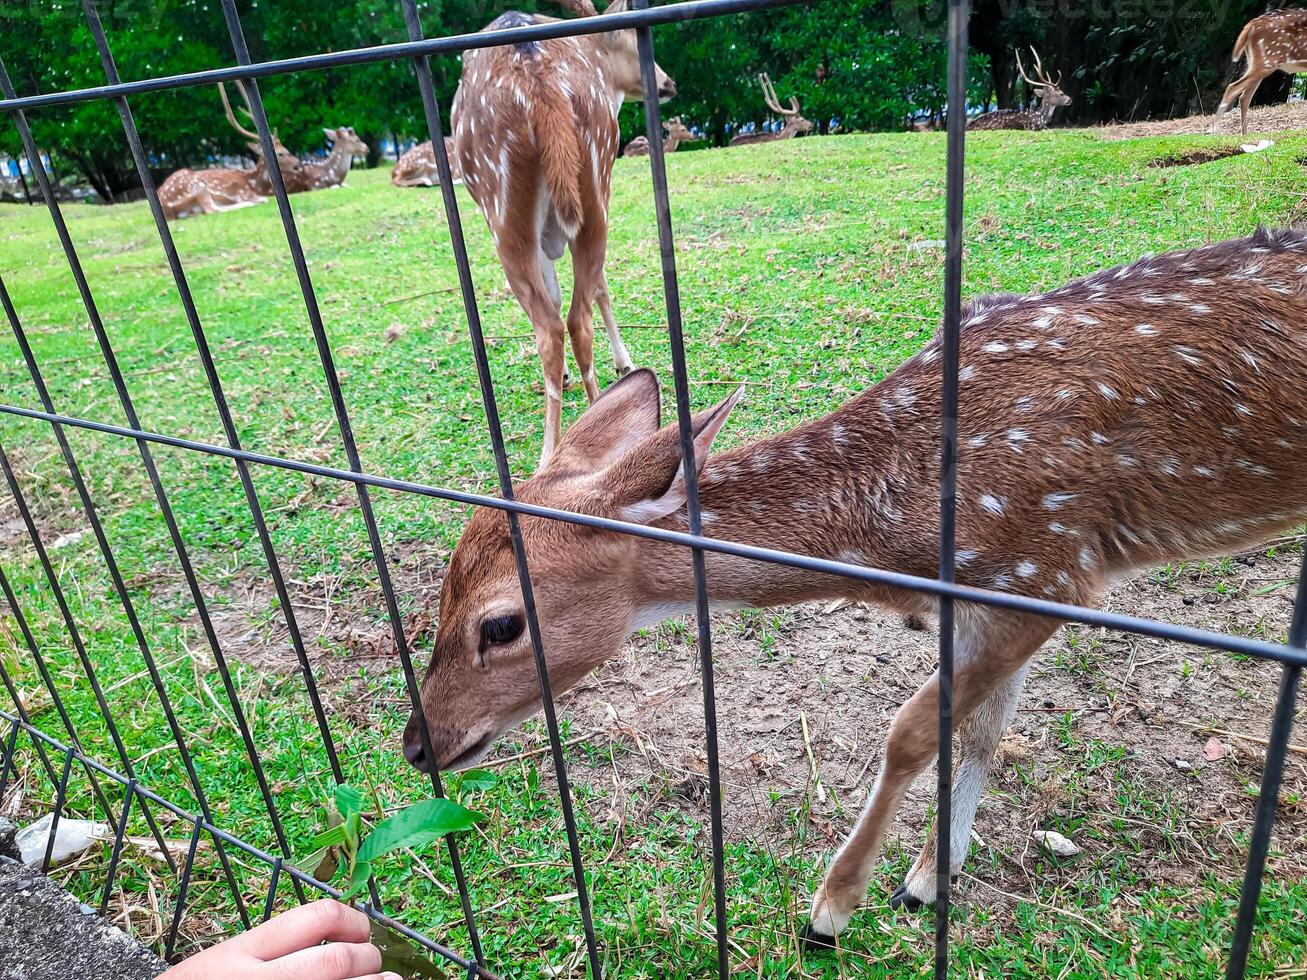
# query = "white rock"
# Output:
<box><xmin>1032</xmin><ymin>829</ymin><xmax>1081</xmax><ymax>859</ymax></box>
<box><xmin>16</xmin><ymin>815</ymin><xmax>108</xmax><ymax>867</ymax></box>
<box><xmin>50</xmin><ymin>530</ymin><xmax>86</xmax><ymax>550</ymax></box>
<box><xmin>1240</xmin><ymin>139</ymin><xmax>1274</xmax><ymax>153</ymax></box>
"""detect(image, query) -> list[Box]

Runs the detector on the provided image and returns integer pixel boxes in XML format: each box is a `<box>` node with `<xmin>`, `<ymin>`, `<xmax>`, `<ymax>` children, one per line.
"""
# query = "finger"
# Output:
<box><xmin>268</xmin><ymin>941</ymin><xmax>382</xmax><ymax>980</ymax></box>
<box><xmin>233</xmin><ymin>900</ymin><xmax>371</xmax><ymax>960</ymax></box>
<box><xmin>341</xmin><ymin>974</ymin><xmax>404</xmax><ymax>980</ymax></box>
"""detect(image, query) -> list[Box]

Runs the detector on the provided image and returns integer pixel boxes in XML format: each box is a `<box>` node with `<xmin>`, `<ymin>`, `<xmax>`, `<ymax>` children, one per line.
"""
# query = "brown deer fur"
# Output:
<box><xmin>284</xmin><ymin>127</ymin><xmax>369</xmax><ymax>193</ymax></box>
<box><xmin>969</xmin><ymin>48</ymin><xmax>1072</xmax><ymax>131</ymax></box>
<box><xmin>452</xmin><ymin>2</ymin><xmax>675</xmax><ymax>468</ymax></box>
<box><xmin>622</xmin><ymin>117</ymin><xmax>695</xmax><ymax>157</ymax></box>
<box><xmin>1211</xmin><ymin>9</ymin><xmax>1307</xmax><ymax>134</ymax></box>
<box><xmin>402</xmin><ymin>228</ymin><xmax>1307</xmax><ymax>940</ymax></box>
<box><xmin>392</xmin><ymin>137</ymin><xmax>461</xmax><ymax>187</ymax></box>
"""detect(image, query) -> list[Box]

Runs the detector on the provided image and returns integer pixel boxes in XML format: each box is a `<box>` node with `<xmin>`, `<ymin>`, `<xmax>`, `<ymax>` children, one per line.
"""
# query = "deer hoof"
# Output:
<box><xmin>797</xmin><ymin>922</ymin><xmax>838</xmax><ymax>954</ymax></box>
<box><xmin>616</xmin><ymin>364</ymin><xmax>633</xmax><ymax>378</ymax></box>
<box><xmin>889</xmin><ymin>884</ymin><xmax>926</xmax><ymax>911</ymax></box>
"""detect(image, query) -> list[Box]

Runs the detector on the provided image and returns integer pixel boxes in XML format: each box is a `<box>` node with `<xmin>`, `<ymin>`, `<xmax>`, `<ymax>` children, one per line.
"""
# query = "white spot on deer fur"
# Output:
<box><xmin>1016</xmin><ymin>560</ymin><xmax>1038</xmax><ymax>578</ymax></box>
<box><xmin>1193</xmin><ymin>465</ymin><xmax>1214</xmax><ymax>477</ymax></box>
<box><xmin>1096</xmin><ymin>383</ymin><xmax>1118</xmax><ymax>400</ymax></box>
<box><xmin>955</xmin><ymin>549</ymin><xmax>978</xmax><ymax>566</ymax></box>
<box><xmin>1045</xmin><ymin>338</ymin><xmax>1067</xmax><ymax>351</ymax></box>
<box><xmin>1007</xmin><ymin>429</ymin><xmax>1029</xmax><ymax>448</ymax></box>
<box><xmin>1235</xmin><ymin>403</ymin><xmax>1254</xmax><ymax>418</ymax></box>
<box><xmin>959</xmin><ymin>365</ymin><xmax>977</xmax><ymax>381</ymax></box>
<box><xmin>979</xmin><ymin>494</ymin><xmax>1006</xmax><ymax>516</ymax></box>
<box><xmin>968</xmin><ymin>433</ymin><xmax>988</xmax><ymax>448</ymax></box>
<box><xmin>1049</xmin><ymin>522</ymin><xmax>1074</xmax><ymax>535</ymax></box>
<box><xmin>992</xmin><ymin>573</ymin><xmax>1012</xmax><ymax>590</ymax></box>
<box><xmin>1135</xmin><ymin>323</ymin><xmax>1157</xmax><ymax>336</ymax></box>
<box><xmin>1056</xmin><ymin>570</ymin><xmax>1071</xmax><ymax>586</ymax></box>
<box><xmin>983</xmin><ymin>341</ymin><xmax>1009</xmax><ymax>354</ymax></box>
<box><xmin>1055</xmin><ymin>389</ymin><xmax>1074</xmax><ymax>401</ymax></box>
<box><xmin>1043</xmin><ymin>492</ymin><xmax>1076</xmax><ymax>510</ymax></box>
<box><xmin>1117</xmin><ymin>454</ymin><xmax>1137</xmax><ymax>468</ymax></box>
<box><xmin>1015</xmin><ymin>395</ymin><xmax>1034</xmax><ymax>413</ymax></box>
<box><xmin>1189</xmin><ymin>303</ymin><xmax>1211</xmax><ymax>314</ymax></box>
<box><xmin>1091</xmin><ymin>431</ymin><xmax>1110</xmax><ymax>445</ymax></box>
<box><xmin>1074</xmin><ymin>314</ymin><xmax>1099</xmax><ymax>326</ymax></box>
<box><xmin>839</xmin><ymin>549</ymin><xmax>869</xmax><ymax>566</ymax></box>
<box><xmin>1017</xmin><ymin>339</ymin><xmax>1037</xmax><ymax>352</ymax></box>
<box><xmin>921</xmin><ymin>347</ymin><xmax>940</xmax><ymax>364</ymax></box>
<box><xmin>831</xmin><ymin>423</ymin><xmax>847</xmax><ymax>447</ymax></box>
<box><xmin>1079</xmin><ymin>546</ymin><xmax>1095</xmax><ymax>570</ymax></box>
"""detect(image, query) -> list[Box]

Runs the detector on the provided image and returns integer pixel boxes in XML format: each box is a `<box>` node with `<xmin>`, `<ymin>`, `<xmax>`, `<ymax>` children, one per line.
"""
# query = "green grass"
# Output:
<box><xmin>2</xmin><ymin>128</ymin><xmax>1307</xmax><ymax>977</ymax></box>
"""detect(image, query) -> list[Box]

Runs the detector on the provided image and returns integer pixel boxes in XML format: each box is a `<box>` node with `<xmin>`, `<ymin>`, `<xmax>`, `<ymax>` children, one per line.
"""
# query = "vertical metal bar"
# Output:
<box><xmin>0</xmin><ymin>718</ymin><xmax>19</xmax><ymax>798</ymax></box>
<box><xmin>631</xmin><ymin>5</ymin><xmax>727</xmax><ymax>975</ymax></box>
<box><xmin>166</xmin><ymin>817</ymin><xmax>206</xmax><ymax>961</ymax></box>
<box><xmin>262</xmin><ymin>857</ymin><xmax>283</xmax><ymax>922</ymax></box>
<box><xmin>41</xmin><ymin>747</ymin><xmax>76</xmax><ymax>873</ymax></box>
<box><xmin>0</xmin><ymin>64</ymin><xmax>298</xmax><ymax>906</ymax></box>
<box><xmin>396</xmin><ymin>2</ymin><xmax>600</xmax><ymax>973</ymax></box>
<box><xmin>214</xmin><ymin>0</ymin><xmax>477</xmax><ymax>951</ymax></box>
<box><xmin>935</xmin><ymin>2</ymin><xmax>969</xmax><ymax>975</ymax></box>
<box><xmin>80</xmin><ymin>0</ymin><xmax>349</xmax><ymax>797</ymax></box>
<box><xmin>100</xmin><ymin>778</ymin><xmax>137</xmax><ymax>915</ymax></box>
<box><xmin>0</xmin><ymin>564</ymin><xmax>122</xmax><ymax>837</ymax></box>
<box><xmin>0</xmin><ymin>289</ymin><xmax>248</xmax><ymax>923</ymax></box>
<box><xmin>1225</xmin><ymin>551</ymin><xmax>1307</xmax><ymax>978</ymax></box>
<box><xmin>0</xmin><ymin>470</ymin><xmax>175</xmax><ymax>872</ymax></box>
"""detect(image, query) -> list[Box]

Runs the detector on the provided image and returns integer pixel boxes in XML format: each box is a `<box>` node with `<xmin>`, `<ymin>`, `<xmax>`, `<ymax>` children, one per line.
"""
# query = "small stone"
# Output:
<box><xmin>1032</xmin><ymin>829</ymin><xmax>1081</xmax><ymax>859</ymax></box>
<box><xmin>1182</xmin><ymin>595</ymin><xmax>1195</xmax><ymax>606</ymax></box>
<box><xmin>0</xmin><ymin>817</ymin><xmax>17</xmax><ymax>860</ymax></box>
<box><xmin>1172</xmin><ymin>757</ymin><xmax>1194</xmax><ymax>772</ymax></box>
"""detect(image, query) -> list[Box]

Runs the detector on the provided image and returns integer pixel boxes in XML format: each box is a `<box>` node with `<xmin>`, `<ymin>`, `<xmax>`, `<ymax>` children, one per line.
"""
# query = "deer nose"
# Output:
<box><xmin>403</xmin><ymin>729</ymin><xmax>430</xmax><ymax>773</ymax></box>
<box><xmin>658</xmin><ymin>78</ymin><xmax>677</xmax><ymax>102</ymax></box>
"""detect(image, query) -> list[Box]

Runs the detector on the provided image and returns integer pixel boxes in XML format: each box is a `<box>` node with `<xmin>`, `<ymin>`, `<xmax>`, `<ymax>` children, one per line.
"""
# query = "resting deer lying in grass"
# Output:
<box><xmin>453</xmin><ymin>0</ymin><xmax>676</xmax><ymax>467</ymax></box>
<box><xmin>403</xmin><ymin>228</ymin><xmax>1307</xmax><ymax>942</ymax></box>
<box><xmin>968</xmin><ymin>48</ymin><xmax>1071</xmax><ymax>131</ymax></box>
<box><xmin>622</xmin><ymin>116</ymin><xmax>694</xmax><ymax>157</ymax></box>
<box><xmin>729</xmin><ymin>73</ymin><xmax>814</xmax><ymax>146</ymax></box>
<box><xmin>392</xmin><ymin>137</ymin><xmax>461</xmax><ymax>187</ymax></box>
<box><xmin>288</xmin><ymin>127</ymin><xmax>369</xmax><ymax>192</ymax></box>
<box><xmin>1211</xmin><ymin>8</ymin><xmax>1307</xmax><ymax>134</ymax></box>
<box><xmin>157</xmin><ymin>83</ymin><xmax>298</xmax><ymax>220</ymax></box>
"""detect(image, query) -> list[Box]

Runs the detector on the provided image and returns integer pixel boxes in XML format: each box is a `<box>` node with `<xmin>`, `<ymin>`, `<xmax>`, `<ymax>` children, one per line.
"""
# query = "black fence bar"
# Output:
<box><xmin>213</xmin><ymin>0</ymin><xmax>483</xmax><ymax>955</ymax></box>
<box><xmin>935</xmin><ymin>0</ymin><xmax>969</xmax><ymax>974</ymax></box>
<box><xmin>396</xmin><ymin>0</ymin><xmax>603</xmax><ymax>972</ymax></box>
<box><xmin>0</xmin><ymin>650</ymin><xmax>59</xmax><ymax>789</ymax></box>
<box><xmin>0</xmin><ymin>0</ymin><xmax>811</xmax><ymax>114</ymax></box>
<box><xmin>0</xmin><ymin>564</ymin><xmax>122</xmax><ymax>837</ymax></box>
<box><xmin>0</xmin><ymin>709</ymin><xmax>487</xmax><ymax>977</ymax></box>
<box><xmin>0</xmin><ymin>45</ymin><xmax>302</xmax><ymax>904</ymax></box>
<box><xmin>100</xmin><ymin>778</ymin><xmax>137</xmax><ymax>915</ymax></box>
<box><xmin>632</xmin><ymin>4</ymin><xmax>729</xmax><ymax>975</ymax></box>
<box><xmin>79</xmin><ymin>0</ymin><xmax>353</xmax><ymax>820</ymax></box>
<box><xmin>165</xmin><ymin>817</ymin><xmax>206</xmax><ymax>961</ymax></box>
<box><xmin>4</xmin><ymin>400</ymin><xmax>1302</xmax><ymax>669</ymax></box>
<box><xmin>262</xmin><ymin>858</ymin><xmax>283</xmax><ymax>923</ymax></box>
<box><xmin>40</xmin><ymin>747</ymin><xmax>75</xmax><ymax>873</ymax></box>
<box><xmin>1225</xmin><ymin>550</ymin><xmax>1307</xmax><ymax>978</ymax></box>
<box><xmin>0</xmin><ymin>718</ymin><xmax>17</xmax><ymax>799</ymax></box>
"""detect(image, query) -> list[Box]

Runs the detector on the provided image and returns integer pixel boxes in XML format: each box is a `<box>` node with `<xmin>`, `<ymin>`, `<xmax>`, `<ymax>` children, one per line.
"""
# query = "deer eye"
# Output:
<box><xmin>480</xmin><ymin>614</ymin><xmax>524</xmax><ymax>648</ymax></box>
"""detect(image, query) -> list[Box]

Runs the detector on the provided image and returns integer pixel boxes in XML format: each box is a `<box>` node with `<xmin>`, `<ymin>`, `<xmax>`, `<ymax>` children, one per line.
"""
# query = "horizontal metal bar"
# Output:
<box><xmin>0</xmin><ymin>0</ymin><xmax>809</xmax><ymax>113</ymax></box>
<box><xmin>2</xmin><ymin>400</ymin><xmax>1302</xmax><ymax>667</ymax></box>
<box><xmin>0</xmin><ymin>709</ymin><xmax>489</xmax><ymax>977</ymax></box>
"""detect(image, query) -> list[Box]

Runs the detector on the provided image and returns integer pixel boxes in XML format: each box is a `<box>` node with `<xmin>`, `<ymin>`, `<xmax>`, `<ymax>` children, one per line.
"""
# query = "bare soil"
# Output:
<box><xmin>1090</xmin><ymin>100</ymin><xmax>1307</xmax><ymax>141</ymax></box>
<box><xmin>193</xmin><ymin>541</ymin><xmax>1307</xmax><ymax>904</ymax></box>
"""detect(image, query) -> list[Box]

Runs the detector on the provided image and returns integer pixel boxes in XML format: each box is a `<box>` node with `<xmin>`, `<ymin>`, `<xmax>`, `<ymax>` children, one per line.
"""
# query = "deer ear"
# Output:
<box><xmin>606</xmin><ymin>385</ymin><xmax>744</xmax><ymax>525</ymax></box>
<box><xmin>605</xmin><ymin>0</ymin><xmax>630</xmax><ymax>12</ymax></box>
<box><xmin>324</xmin><ymin>128</ymin><xmax>337</xmax><ymax>141</ymax></box>
<box><xmin>543</xmin><ymin>368</ymin><xmax>662</xmax><ymax>474</ymax></box>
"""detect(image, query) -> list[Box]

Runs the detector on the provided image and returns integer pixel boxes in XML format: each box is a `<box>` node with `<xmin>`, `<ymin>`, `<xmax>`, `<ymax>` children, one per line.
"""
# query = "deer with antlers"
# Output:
<box><xmin>401</xmin><ymin>227</ymin><xmax>1307</xmax><ymax>944</ymax></box>
<box><xmin>1211</xmin><ymin>8</ymin><xmax>1307</xmax><ymax>134</ymax></box>
<box><xmin>622</xmin><ymin>116</ymin><xmax>695</xmax><ymax>157</ymax></box>
<box><xmin>729</xmin><ymin>73</ymin><xmax>815</xmax><ymax>146</ymax></box>
<box><xmin>392</xmin><ymin>137</ymin><xmax>462</xmax><ymax>187</ymax></box>
<box><xmin>968</xmin><ymin>48</ymin><xmax>1071</xmax><ymax>131</ymax></box>
<box><xmin>289</xmin><ymin>126</ymin><xmax>369</xmax><ymax>192</ymax></box>
<box><xmin>156</xmin><ymin>83</ymin><xmax>299</xmax><ymax>220</ymax></box>
<box><xmin>452</xmin><ymin>0</ymin><xmax>676</xmax><ymax>467</ymax></box>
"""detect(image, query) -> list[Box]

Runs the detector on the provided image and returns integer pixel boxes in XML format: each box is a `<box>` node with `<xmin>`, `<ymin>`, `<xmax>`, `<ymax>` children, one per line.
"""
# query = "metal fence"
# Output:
<box><xmin>0</xmin><ymin>0</ymin><xmax>1303</xmax><ymax>977</ymax></box>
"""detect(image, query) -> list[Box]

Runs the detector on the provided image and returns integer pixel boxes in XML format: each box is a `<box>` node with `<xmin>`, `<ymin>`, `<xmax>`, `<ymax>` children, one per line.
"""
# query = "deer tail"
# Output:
<box><xmin>1231</xmin><ymin>20</ymin><xmax>1254</xmax><ymax>64</ymax></box>
<box><xmin>530</xmin><ymin>75</ymin><xmax>584</xmax><ymax>237</ymax></box>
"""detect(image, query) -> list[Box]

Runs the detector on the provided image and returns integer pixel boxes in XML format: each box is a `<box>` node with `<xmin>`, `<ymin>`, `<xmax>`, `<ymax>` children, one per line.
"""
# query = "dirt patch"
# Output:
<box><xmin>1148</xmin><ymin>145</ymin><xmax>1244</xmax><ymax>168</ymax></box>
<box><xmin>1090</xmin><ymin>99</ymin><xmax>1307</xmax><ymax>141</ymax></box>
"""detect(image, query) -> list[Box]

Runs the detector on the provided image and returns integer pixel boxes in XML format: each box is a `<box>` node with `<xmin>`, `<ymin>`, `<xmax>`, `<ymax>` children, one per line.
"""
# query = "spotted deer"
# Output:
<box><xmin>729</xmin><ymin>73</ymin><xmax>814</xmax><ymax>146</ymax></box>
<box><xmin>402</xmin><ymin>228</ymin><xmax>1307</xmax><ymax>943</ymax></box>
<box><xmin>287</xmin><ymin>126</ymin><xmax>369</xmax><ymax>192</ymax></box>
<box><xmin>452</xmin><ymin>0</ymin><xmax>676</xmax><ymax>467</ymax></box>
<box><xmin>392</xmin><ymin>137</ymin><xmax>461</xmax><ymax>187</ymax></box>
<box><xmin>156</xmin><ymin>83</ymin><xmax>298</xmax><ymax>220</ymax></box>
<box><xmin>1211</xmin><ymin>8</ymin><xmax>1307</xmax><ymax>134</ymax></box>
<box><xmin>968</xmin><ymin>48</ymin><xmax>1071</xmax><ymax>131</ymax></box>
<box><xmin>622</xmin><ymin>116</ymin><xmax>694</xmax><ymax>157</ymax></box>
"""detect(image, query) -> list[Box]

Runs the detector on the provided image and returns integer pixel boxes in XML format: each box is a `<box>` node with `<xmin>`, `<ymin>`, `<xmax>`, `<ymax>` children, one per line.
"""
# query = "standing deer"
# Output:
<box><xmin>729</xmin><ymin>73</ymin><xmax>815</xmax><ymax>146</ymax></box>
<box><xmin>1211</xmin><ymin>8</ymin><xmax>1307</xmax><ymax>135</ymax></box>
<box><xmin>622</xmin><ymin>117</ymin><xmax>695</xmax><ymax>157</ymax></box>
<box><xmin>452</xmin><ymin>0</ymin><xmax>676</xmax><ymax>468</ymax></box>
<box><xmin>156</xmin><ymin>83</ymin><xmax>298</xmax><ymax>220</ymax></box>
<box><xmin>968</xmin><ymin>48</ymin><xmax>1072</xmax><ymax>131</ymax></box>
<box><xmin>392</xmin><ymin>137</ymin><xmax>462</xmax><ymax>187</ymax></box>
<box><xmin>288</xmin><ymin>127</ymin><xmax>369</xmax><ymax>192</ymax></box>
<box><xmin>401</xmin><ymin>227</ymin><xmax>1307</xmax><ymax>944</ymax></box>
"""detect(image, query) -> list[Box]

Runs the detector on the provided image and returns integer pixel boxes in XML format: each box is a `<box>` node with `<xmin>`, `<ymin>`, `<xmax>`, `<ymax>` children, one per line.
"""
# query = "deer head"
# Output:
<box><xmin>1016</xmin><ymin>47</ymin><xmax>1071</xmax><ymax>109</ymax></box>
<box><xmin>218</xmin><ymin>82</ymin><xmax>298</xmax><ymax>171</ymax></box>
<box><xmin>324</xmin><ymin>126</ymin><xmax>369</xmax><ymax>158</ymax></box>
<box><xmin>402</xmin><ymin>370</ymin><xmax>740</xmax><ymax>772</ymax></box>
<box><xmin>664</xmin><ymin>116</ymin><xmax>694</xmax><ymax>144</ymax></box>
<box><xmin>759</xmin><ymin>72</ymin><xmax>815</xmax><ymax>135</ymax></box>
<box><xmin>550</xmin><ymin>0</ymin><xmax>676</xmax><ymax>102</ymax></box>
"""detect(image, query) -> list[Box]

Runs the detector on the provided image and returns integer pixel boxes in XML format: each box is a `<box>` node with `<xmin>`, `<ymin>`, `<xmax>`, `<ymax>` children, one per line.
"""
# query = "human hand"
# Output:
<box><xmin>158</xmin><ymin>899</ymin><xmax>401</xmax><ymax>980</ymax></box>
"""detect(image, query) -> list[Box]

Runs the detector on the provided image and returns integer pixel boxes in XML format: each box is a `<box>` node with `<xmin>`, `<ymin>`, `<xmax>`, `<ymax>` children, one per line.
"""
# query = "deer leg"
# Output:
<box><xmin>891</xmin><ymin>661</ymin><xmax>1032</xmax><ymax>910</ymax></box>
<box><xmin>1238</xmin><ymin>75</ymin><xmax>1264</xmax><ymax>135</ymax></box>
<box><xmin>540</xmin><ymin>213</ymin><xmax>572</xmax><ymax>388</ymax></box>
<box><xmin>804</xmin><ymin>607</ymin><xmax>1060</xmax><ymax>943</ymax></box>
<box><xmin>565</xmin><ymin>227</ymin><xmax>604</xmax><ymax>404</ymax></box>
<box><xmin>1211</xmin><ymin>74</ymin><xmax>1251</xmax><ymax>133</ymax></box>
<box><xmin>596</xmin><ymin>273</ymin><xmax>635</xmax><ymax>378</ymax></box>
<box><xmin>499</xmin><ymin>245</ymin><xmax>568</xmax><ymax>470</ymax></box>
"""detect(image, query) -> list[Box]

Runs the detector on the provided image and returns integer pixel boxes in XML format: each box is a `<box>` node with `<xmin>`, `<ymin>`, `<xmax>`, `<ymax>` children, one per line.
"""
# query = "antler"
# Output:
<box><xmin>1015</xmin><ymin>47</ymin><xmax>1057</xmax><ymax>88</ymax></box>
<box><xmin>218</xmin><ymin>81</ymin><xmax>261</xmax><ymax>141</ymax></box>
<box><xmin>759</xmin><ymin>73</ymin><xmax>800</xmax><ymax>116</ymax></box>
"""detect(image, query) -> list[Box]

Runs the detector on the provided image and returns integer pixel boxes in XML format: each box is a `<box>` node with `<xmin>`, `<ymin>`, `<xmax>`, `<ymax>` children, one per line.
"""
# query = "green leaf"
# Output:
<box><xmin>371</xmin><ymin>920</ymin><xmax>448</xmax><ymax>979</ymax></box>
<box><xmin>340</xmin><ymin>858</ymin><xmax>372</xmax><ymax>902</ymax></box>
<box><xmin>309</xmin><ymin>823</ymin><xmax>347</xmax><ymax>851</ymax></box>
<box><xmin>334</xmin><ymin>783</ymin><xmax>366</xmax><ymax>820</ymax></box>
<box><xmin>458</xmin><ymin>768</ymin><xmax>499</xmax><ymax>793</ymax></box>
<box><xmin>357</xmin><ymin>799</ymin><xmax>482</xmax><ymax>864</ymax></box>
